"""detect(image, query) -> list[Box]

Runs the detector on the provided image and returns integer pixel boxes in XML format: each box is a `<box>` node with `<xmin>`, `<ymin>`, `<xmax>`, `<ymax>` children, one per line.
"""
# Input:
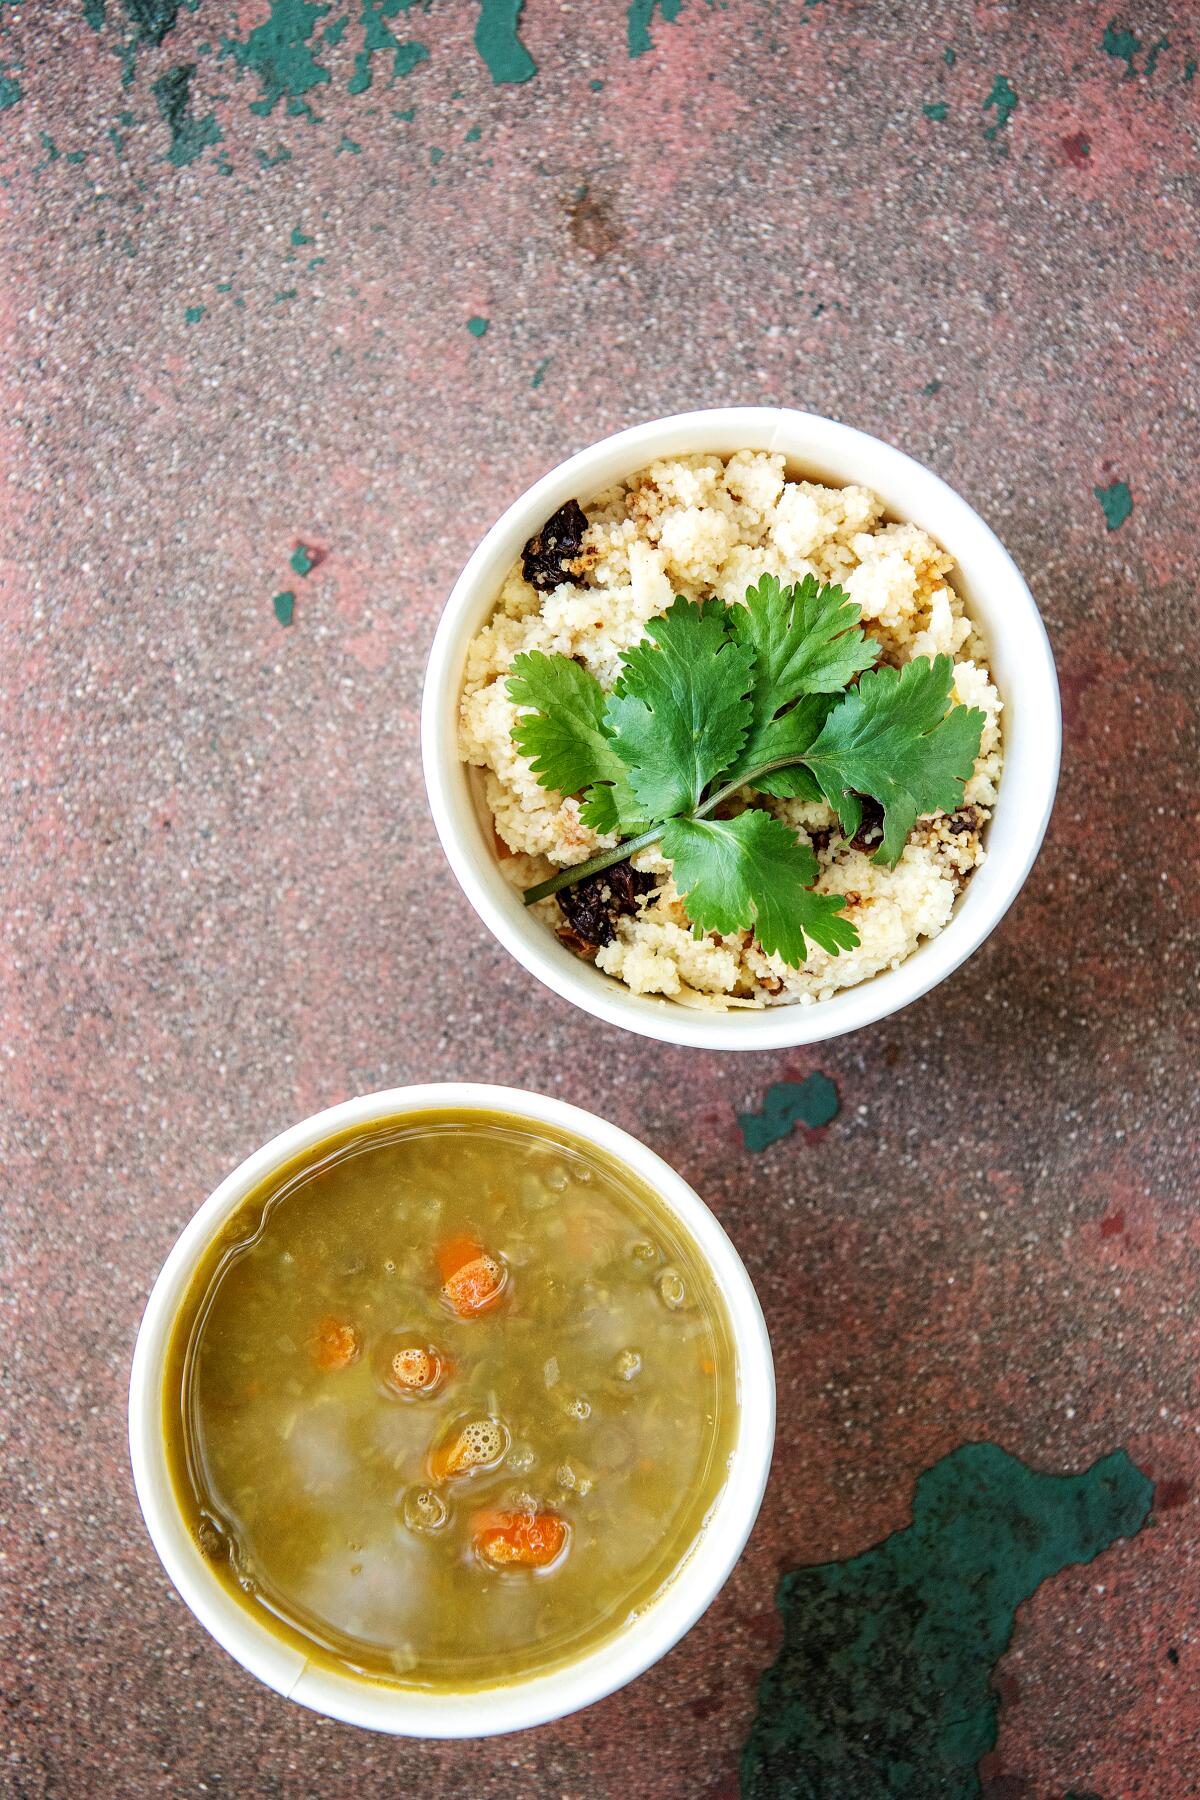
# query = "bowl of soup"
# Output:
<box><xmin>129</xmin><ymin>1084</ymin><xmax>775</xmax><ymax>1735</ymax></box>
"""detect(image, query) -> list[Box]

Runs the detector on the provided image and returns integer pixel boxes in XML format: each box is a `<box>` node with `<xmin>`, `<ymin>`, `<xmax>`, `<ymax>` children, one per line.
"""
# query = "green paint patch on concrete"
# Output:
<box><xmin>1185</xmin><ymin>58</ymin><xmax>1196</xmax><ymax>82</ymax></box>
<box><xmin>216</xmin><ymin>281</ymin><xmax>232</xmax><ymax>291</ymax></box>
<box><xmin>1102</xmin><ymin>20</ymin><xmax>1141</xmax><ymax>77</ymax></box>
<box><xmin>221</xmin><ymin>0</ymin><xmax>332</xmax><ymax>118</ymax></box>
<box><xmin>273</xmin><ymin>590</ymin><xmax>296</xmax><ymax>626</ymax></box>
<box><xmin>117</xmin><ymin>0</ymin><xmax>190</xmax><ymax>45</ymax></box>
<box><xmin>465</xmin><ymin>123</ymin><xmax>481</xmax><ymax>140</ymax></box>
<box><xmin>475</xmin><ymin>0</ymin><xmax>535</xmax><ymax>84</ymax></box>
<box><xmin>153</xmin><ymin>63</ymin><xmax>222</xmax><ymax>167</ymax></box>
<box><xmin>923</xmin><ymin>100</ymin><xmax>947</xmax><ymax>120</ymax></box>
<box><xmin>184</xmin><ymin>304</ymin><xmax>205</xmax><ymax>323</ymax></box>
<box><xmin>349</xmin><ymin>0</ymin><xmax>429</xmax><ymax>94</ymax></box>
<box><xmin>923</xmin><ymin>377</ymin><xmax>942</xmax><ymax>395</ymax></box>
<box><xmin>39</xmin><ymin>132</ymin><xmax>60</xmax><ymax>162</ymax></box>
<box><xmin>322</xmin><ymin>13</ymin><xmax>346</xmax><ymax>43</ymax></box>
<box><xmin>742</xmin><ymin>1443</ymin><xmax>1152</xmax><ymax>1799</ymax></box>
<box><xmin>466</xmin><ymin>314</ymin><xmax>488</xmax><ymax>337</ymax></box>
<box><xmin>738</xmin><ymin>1074</ymin><xmax>839</xmax><ymax>1151</ymax></box>
<box><xmin>982</xmin><ymin>73</ymin><xmax>1017</xmax><ymax>137</ymax></box>
<box><xmin>84</xmin><ymin>0</ymin><xmax>106</xmax><ymax>26</ymax></box>
<box><xmin>335</xmin><ymin>132</ymin><xmax>361</xmax><ymax>152</ymax></box>
<box><xmin>0</xmin><ymin>71</ymin><xmax>22</xmax><ymax>110</ymax></box>
<box><xmin>628</xmin><ymin>0</ymin><xmax>682</xmax><ymax>57</ymax></box>
<box><xmin>290</xmin><ymin>543</ymin><xmax>316</xmax><ymax>575</ymax></box>
<box><xmin>256</xmin><ymin>144</ymin><xmax>293</xmax><ymax>165</ymax></box>
<box><xmin>1144</xmin><ymin>34</ymin><xmax>1169</xmax><ymax>79</ymax></box>
<box><xmin>108</xmin><ymin>123</ymin><xmax>126</xmax><ymax>154</ymax></box>
<box><xmin>1094</xmin><ymin>479</ymin><xmax>1133</xmax><ymax>530</ymax></box>
<box><xmin>291</xmin><ymin>225</ymin><xmax>313</xmax><ymax>244</ymax></box>
<box><xmin>531</xmin><ymin>354</ymin><xmax>551</xmax><ymax>388</ymax></box>
<box><xmin>944</xmin><ymin>46</ymin><xmax>955</xmax><ymax>66</ymax></box>
<box><xmin>273</xmin><ymin>286</ymin><xmax>298</xmax><ymax>301</ymax></box>
<box><xmin>393</xmin><ymin>103</ymin><xmax>415</xmax><ymax>119</ymax></box>
<box><xmin>590</xmin><ymin>76</ymin><xmax>604</xmax><ymax>90</ymax></box>
<box><xmin>66</xmin><ymin>148</ymin><xmax>87</xmax><ymax>163</ymax></box>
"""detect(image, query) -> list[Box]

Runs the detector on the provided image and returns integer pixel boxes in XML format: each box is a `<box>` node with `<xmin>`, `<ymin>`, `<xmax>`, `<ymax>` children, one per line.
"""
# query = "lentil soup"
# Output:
<box><xmin>164</xmin><ymin>1108</ymin><xmax>738</xmax><ymax>1688</ymax></box>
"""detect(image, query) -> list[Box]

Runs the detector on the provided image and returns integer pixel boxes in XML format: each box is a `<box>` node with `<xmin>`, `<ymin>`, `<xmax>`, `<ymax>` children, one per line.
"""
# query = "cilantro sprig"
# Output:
<box><xmin>505</xmin><ymin>575</ymin><xmax>986</xmax><ymax>969</ymax></box>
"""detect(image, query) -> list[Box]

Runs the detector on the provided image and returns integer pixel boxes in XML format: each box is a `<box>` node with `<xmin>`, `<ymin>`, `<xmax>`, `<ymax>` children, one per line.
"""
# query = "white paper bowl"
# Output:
<box><xmin>422</xmin><ymin>408</ymin><xmax>1060</xmax><ymax>1050</ymax></box>
<box><xmin>128</xmin><ymin>1083</ymin><xmax>775</xmax><ymax>1737</ymax></box>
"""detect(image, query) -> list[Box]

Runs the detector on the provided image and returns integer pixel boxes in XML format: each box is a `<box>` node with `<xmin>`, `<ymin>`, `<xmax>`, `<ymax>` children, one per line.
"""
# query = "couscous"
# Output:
<box><xmin>459</xmin><ymin>451</ymin><xmax>1002</xmax><ymax>1010</ymax></box>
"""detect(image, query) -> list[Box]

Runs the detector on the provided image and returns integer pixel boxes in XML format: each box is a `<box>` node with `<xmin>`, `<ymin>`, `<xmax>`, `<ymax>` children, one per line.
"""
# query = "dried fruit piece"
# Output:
<box><xmin>557</xmin><ymin>857</ymin><xmax>656</xmax><ymax>950</ymax></box>
<box><xmin>522</xmin><ymin>499</ymin><xmax>588</xmax><ymax>592</ymax></box>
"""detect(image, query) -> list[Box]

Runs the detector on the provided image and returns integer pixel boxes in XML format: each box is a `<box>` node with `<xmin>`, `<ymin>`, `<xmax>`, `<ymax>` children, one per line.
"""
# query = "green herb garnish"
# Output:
<box><xmin>506</xmin><ymin>575</ymin><xmax>986</xmax><ymax>968</ymax></box>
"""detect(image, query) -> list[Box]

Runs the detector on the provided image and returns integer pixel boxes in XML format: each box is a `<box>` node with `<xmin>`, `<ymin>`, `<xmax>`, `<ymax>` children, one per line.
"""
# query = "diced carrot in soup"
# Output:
<box><xmin>390</xmin><ymin>1346</ymin><xmax>442</xmax><ymax>1391</ymax></box>
<box><xmin>438</xmin><ymin>1237</ymin><xmax>506</xmax><ymax>1316</ymax></box>
<box><xmin>437</xmin><ymin>1234</ymin><xmax>483</xmax><ymax>1282</ymax></box>
<box><xmin>473</xmin><ymin>1509</ymin><xmax>567</xmax><ymax>1569</ymax></box>
<box><xmin>312</xmin><ymin>1317</ymin><xmax>360</xmax><ymax>1371</ymax></box>
<box><xmin>428</xmin><ymin>1416</ymin><xmax>508</xmax><ymax>1483</ymax></box>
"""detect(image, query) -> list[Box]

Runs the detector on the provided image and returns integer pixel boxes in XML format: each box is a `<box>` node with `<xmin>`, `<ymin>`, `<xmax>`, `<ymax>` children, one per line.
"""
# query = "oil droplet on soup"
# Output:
<box><xmin>163</xmin><ymin>1110</ymin><xmax>738</xmax><ymax>1687</ymax></box>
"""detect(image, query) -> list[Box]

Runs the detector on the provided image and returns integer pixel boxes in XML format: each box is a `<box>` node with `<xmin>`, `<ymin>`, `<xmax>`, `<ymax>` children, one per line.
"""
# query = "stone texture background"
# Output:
<box><xmin>1</xmin><ymin>2</ymin><xmax>1197</xmax><ymax>1795</ymax></box>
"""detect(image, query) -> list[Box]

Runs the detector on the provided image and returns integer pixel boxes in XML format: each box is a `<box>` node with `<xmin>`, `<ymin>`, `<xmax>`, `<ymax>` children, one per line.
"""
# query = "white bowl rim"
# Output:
<box><xmin>421</xmin><ymin>406</ymin><xmax>1061</xmax><ymax>1050</ymax></box>
<box><xmin>128</xmin><ymin>1082</ymin><xmax>776</xmax><ymax>1737</ymax></box>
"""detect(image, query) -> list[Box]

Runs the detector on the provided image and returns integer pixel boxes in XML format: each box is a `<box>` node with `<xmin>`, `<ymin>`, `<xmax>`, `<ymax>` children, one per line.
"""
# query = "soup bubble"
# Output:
<box><xmin>613</xmin><ymin>1349</ymin><xmax>642</xmax><ymax>1382</ymax></box>
<box><xmin>401</xmin><ymin>1487</ymin><xmax>449</xmax><ymax>1534</ymax></box>
<box><xmin>556</xmin><ymin>1460</ymin><xmax>594</xmax><ymax>1497</ymax></box>
<box><xmin>656</xmin><ymin>1268</ymin><xmax>686</xmax><ymax>1311</ymax></box>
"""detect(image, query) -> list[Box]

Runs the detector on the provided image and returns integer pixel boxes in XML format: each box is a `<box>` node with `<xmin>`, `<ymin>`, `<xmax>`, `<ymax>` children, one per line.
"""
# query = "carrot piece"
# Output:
<box><xmin>390</xmin><ymin>1346</ymin><xmax>442</xmax><ymax>1392</ymax></box>
<box><xmin>473</xmin><ymin>1509</ymin><xmax>567</xmax><ymax>1570</ymax></box>
<box><xmin>437</xmin><ymin>1234</ymin><xmax>483</xmax><ymax>1282</ymax></box>
<box><xmin>438</xmin><ymin>1252</ymin><xmax>503</xmax><ymax>1324</ymax></box>
<box><xmin>428</xmin><ymin>1416</ymin><xmax>507</xmax><ymax>1483</ymax></box>
<box><xmin>312</xmin><ymin>1316</ymin><xmax>360</xmax><ymax>1371</ymax></box>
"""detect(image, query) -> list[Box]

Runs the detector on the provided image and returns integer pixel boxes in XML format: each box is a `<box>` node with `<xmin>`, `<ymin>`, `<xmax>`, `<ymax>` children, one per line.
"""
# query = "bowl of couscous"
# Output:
<box><xmin>422</xmin><ymin>408</ymin><xmax>1060</xmax><ymax>1050</ymax></box>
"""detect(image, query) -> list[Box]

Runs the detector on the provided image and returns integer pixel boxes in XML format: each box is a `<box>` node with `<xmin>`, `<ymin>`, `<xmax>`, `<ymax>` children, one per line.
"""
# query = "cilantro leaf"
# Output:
<box><xmin>578</xmin><ymin>766</ymin><xmax>646</xmax><ymax>836</ymax></box>
<box><xmin>661</xmin><ymin>811</ymin><xmax>860</xmax><ymax>968</ymax></box>
<box><xmin>721</xmin><ymin>575</ymin><xmax>877</xmax><ymax>790</ymax></box>
<box><xmin>507</xmin><ymin>652</ymin><xmax>644</xmax><ymax>833</ymax></box>
<box><xmin>798</xmin><ymin>655</ymin><xmax>986</xmax><ymax>864</ymax></box>
<box><xmin>726</xmin><ymin>692</ymin><xmax>837</xmax><ymax>802</ymax></box>
<box><xmin>603</xmin><ymin>598</ymin><xmax>756</xmax><ymax>821</ymax></box>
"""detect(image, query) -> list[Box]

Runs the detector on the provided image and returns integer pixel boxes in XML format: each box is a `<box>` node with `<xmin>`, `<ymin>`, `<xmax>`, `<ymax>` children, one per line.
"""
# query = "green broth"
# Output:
<box><xmin>164</xmin><ymin>1109</ymin><xmax>738</xmax><ymax>1688</ymax></box>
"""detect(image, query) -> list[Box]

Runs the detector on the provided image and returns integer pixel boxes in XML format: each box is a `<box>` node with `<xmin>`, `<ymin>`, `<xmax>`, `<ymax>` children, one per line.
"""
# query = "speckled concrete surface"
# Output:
<box><xmin>1</xmin><ymin>3</ymin><xmax>1198</xmax><ymax>1796</ymax></box>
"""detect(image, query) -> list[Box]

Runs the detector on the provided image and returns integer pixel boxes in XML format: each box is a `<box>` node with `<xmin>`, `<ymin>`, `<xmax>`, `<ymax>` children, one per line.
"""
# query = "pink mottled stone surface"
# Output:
<box><xmin>1</xmin><ymin>2</ymin><xmax>1197</xmax><ymax>1795</ymax></box>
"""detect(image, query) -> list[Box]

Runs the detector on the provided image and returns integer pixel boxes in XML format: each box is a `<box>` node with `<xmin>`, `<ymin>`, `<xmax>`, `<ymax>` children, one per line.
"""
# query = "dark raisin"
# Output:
<box><xmin>556</xmin><ymin>858</ymin><xmax>656</xmax><ymax>950</ymax></box>
<box><xmin>522</xmin><ymin>499</ymin><xmax>589</xmax><ymax>592</ymax></box>
<box><xmin>849</xmin><ymin>795</ymin><xmax>885</xmax><ymax>852</ymax></box>
<box><xmin>947</xmin><ymin>806</ymin><xmax>979</xmax><ymax>837</ymax></box>
<box><xmin>604</xmin><ymin>859</ymin><xmax>656</xmax><ymax>914</ymax></box>
<box><xmin>558</xmin><ymin>873</ymin><xmax>614</xmax><ymax>947</ymax></box>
